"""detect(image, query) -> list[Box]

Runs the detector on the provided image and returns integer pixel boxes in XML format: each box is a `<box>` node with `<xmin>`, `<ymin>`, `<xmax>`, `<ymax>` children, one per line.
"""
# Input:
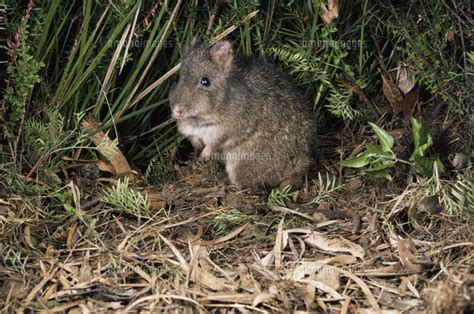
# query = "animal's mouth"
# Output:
<box><xmin>171</xmin><ymin>111</ymin><xmax>186</xmax><ymax>120</ymax></box>
<box><xmin>171</xmin><ymin>107</ymin><xmax>190</xmax><ymax>120</ymax></box>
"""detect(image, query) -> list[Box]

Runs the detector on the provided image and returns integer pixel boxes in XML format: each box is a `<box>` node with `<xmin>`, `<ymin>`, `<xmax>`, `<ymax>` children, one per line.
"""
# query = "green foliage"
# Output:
<box><xmin>0</xmin><ymin>243</ymin><xmax>29</xmax><ymax>274</ymax></box>
<box><xmin>24</xmin><ymin>109</ymin><xmax>89</xmax><ymax>183</ymax></box>
<box><xmin>342</xmin><ymin>118</ymin><xmax>443</xmax><ymax>180</ymax></box>
<box><xmin>213</xmin><ymin>208</ymin><xmax>258</xmax><ymax>237</ymax></box>
<box><xmin>268</xmin><ymin>45</ymin><xmax>331</xmax><ymax>87</ymax></box>
<box><xmin>410</xmin><ymin>117</ymin><xmax>444</xmax><ymax>178</ymax></box>
<box><xmin>341</xmin><ymin>122</ymin><xmax>398</xmax><ymax>180</ymax></box>
<box><xmin>325</xmin><ymin>88</ymin><xmax>360</xmax><ymax>121</ymax></box>
<box><xmin>100</xmin><ymin>177</ymin><xmax>150</xmax><ymax>217</ymax></box>
<box><xmin>441</xmin><ymin>172</ymin><xmax>474</xmax><ymax>216</ymax></box>
<box><xmin>268</xmin><ymin>20</ymin><xmax>362</xmax><ymax>122</ymax></box>
<box><xmin>377</xmin><ymin>0</ymin><xmax>471</xmax><ymax>113</ymax></box>
<box><xmin>307</xmin><ymin>172</ymin><xmax>345</xmax><ymax>205</ymax></box>
<box><xmin>144</xmin><ymin>148</ymin><xmax>173</xmax><ymax>185</ymax></box>
<box><xmin>3</xmin><ymin>15</ymin><xmax>43</xmax><ymax>132</ymax></box>
<box><xmin>268</xmin><ymin>185</ymin><xmax>292</xmax><ymax>207</ymax></box>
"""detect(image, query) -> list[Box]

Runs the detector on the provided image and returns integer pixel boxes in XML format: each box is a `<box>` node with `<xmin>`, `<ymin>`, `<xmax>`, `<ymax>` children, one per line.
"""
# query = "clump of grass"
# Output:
<box><xmin>307</xmin><ymin>172</ymin><xmax>345</xmax><ymax>205</ymax></box>
<box><xmin>100</xmin><ymin>177</ymin><xmax>150</xmax><ymax>217</ymax></box>
<box><xmin>440</xmin><ymin>170</ymin><xmax>473</xmax><ymax>217</ymax></box>
<box><xmin>0</xmin><ymin>243</ymin><xmax>29</xmax><ymax>274</ymax></box>
<box><xmin>144</xmin><ymin>147</ymin><xmax>173</xmax><ymax>185</ymax></box>
<box><xmin>268</xmin><ymin>185</ymin><xmax>292</xmax><ymax>207</ymax></box>
<box><xmin>213</xmin><ymin>208</ymin><xmax>258</xmax><ymax>237</ymax></box>
<box><xmin>24</xmin><ymin>109</ymin><xmax>90</xmax><ymax>183</ymax></box>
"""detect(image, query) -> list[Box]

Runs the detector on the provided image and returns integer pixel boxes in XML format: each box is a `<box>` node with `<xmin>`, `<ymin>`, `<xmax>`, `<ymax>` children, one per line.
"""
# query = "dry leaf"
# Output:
<box><xmin>96</xmin><ymin>159</ymin><xmax>117</xmax><ymax>175</ymax></box>
<box><xmin>397</xmin><ymin>238</ymin><xmax>421</xmax><ymax>272</ymax></box>
<box><xmin>320</xmin><ymin>0</ymin><xmax>339</xmax><ymax>24</ymax></box>
<box><xmin>324</xmin><ymin>255</ymin><xmax>358</xmax><ymax>265</ymax></box>
<box><xmin>204</xmin><ymin>223</ymin><xmax>249</xmax><ymax>246</ymax></box>
<box><xmin>24</xmin><ymin>225</ymin><xmax>36</xmax><ymax>250</ymax></box>
<box><xmin>148</xmin><ymin>192</ymin><xmax>167</xmax><ymax>211</ymax></box>
<box><xmin>287</xmin><ymin>261</ymin><xmax>325</xmax><ymax>280</ymax></box>
<box><xmin>287</xmin><ymin>255</ymin><xmax>357</xmax><ymax>282</ymax></box>
<box><xmin>297</xmin><ymin>279</ymin><xmax>342</xmax><ymax>299</ymax></box>
<box><xmin>79</xmin><ymin>250</ymin><xmax>92</xmax><ymax>282</ymax></box>
<box><xmin>274</xmin><ymin>218</ymin><xmax>287</xmax><ymax>269</ymax></box>
<box><xmin>204</xmin><ymin>292</ymin><xmax>255</xmax><ymax>304</ymax></box>
<box><xmin>401</xmin><ymin>86</ymin><xmax>419</xmax><ymax>122</ymax></box>
<box><xmin>81</xmin><ymin>116</ymin><xmax>136</xmax><ymax>180</ymax></box>
<box><xmin>341</xmin><ymin>80</ymin><xmax>363</xmax><ymax>95</ymax></box>
<box><xmin>304</xmin><ymin>231</ymin><xmax>365</xmax><ymax>259</ymax></box>
<box><xmin>358</xmin><ymin>310</ymin><xmax>400</xmax><ymax>314</ymax></box>
<box><xmin>67</xmin><ymin>180</ymin><xmax>81</xmax><ymax>214</ymax></box>
<box><xmin>66</xmin><ymin>223</ymin><xmax>78</xmax><ymax>250</ymax></box>
<box><xmin>253</xmin><ymin>290</ymin><xmax>277</xmax><ymax>306</ymax></box>
<box><xmin>396</xmin><ymin>64</ymin><xmax>416</xmax><ymax>95</ymax></box>
<box><xmin>159</xmin><ymin>233</ymin><xmax>235</xmax><ymax>291</ymax></box>
<box><xmin>399</xmin><ymin>275</ymin><xmax>421</xmax><ymax>298</ymax></box>
<box><xmin>380</xmin><ymin>68</ymin><xmax>404</xmax><ymax>112</ymax></box>
<box><xmin>192</xmin><ymin>265</ymin><xmax>234</xmax><ymax>291</ymax></box>
<box><xmin>301</xmin><ymin>284</ymin><xmax>316</xmax><ymax>310</ymax></box>
<box><xmin>237</xmin><ymin>264</ymin><xmax>255</xmax><ymax>292</ymax></box>
<box><xmin>315</xmin><ymin>265</ymin><xmax>341</xmax><ymax>290</ymax></box>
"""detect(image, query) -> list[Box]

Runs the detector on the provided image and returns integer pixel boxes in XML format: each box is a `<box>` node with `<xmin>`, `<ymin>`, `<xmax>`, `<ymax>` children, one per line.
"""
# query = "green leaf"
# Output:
<box><xmin>365</xmin><ymin>143</ymin><xmax>393</xmax><ymax>157</ymax></box>
<box><xmin>365</xmin><ymin>169</ymin><xmax>393</xmax><ymax>181</ymax></box>
<box><xmin>411</xmin><ymin>117</ymin><xmax>433</xmax><ymax>159</ymax></box>
<box><xmin>368</xmin><ymin>122</ymin><xmax>394</xmax><ymax>152</ymax></box>
<box><xmin>413</xmin><ymin>155</ymin><xmax>434</xmax><ymax>177</ymax></box>
<box><xmin>414</xmin><ymin>155</ymin><xmax>444</xmax><ymax>177</ymax></box>
<box><xmin>63</xmin><ymin>204</ymin><xmax>76</xmax><ymax>215</ymax></box>
<box><xmin>365</xmin><ymin>143</ymin><xmax>383</xmax><ymax>155</ymax></box>
<box><xmin>367</xmin><ymin>158</ymin><xmax>396</xmax><ymax>171</ymax></box>
<box><xmin>341</xmin><ymin>152</ymin><xmax>371</xmax><ymax>168</ymax></box>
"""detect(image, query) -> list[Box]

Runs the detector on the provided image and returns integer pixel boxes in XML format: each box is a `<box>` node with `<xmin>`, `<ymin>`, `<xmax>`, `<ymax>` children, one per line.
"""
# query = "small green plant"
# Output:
<box><xmin>0</xmin><ymin>243</ymin><xmax>29</xmax><ymax>274</ymax></box>
<box><xmin>213</xmin><ymin>208</ymin><xmax>258</xmax><ymax>237</ymax></box>
<box><xmin>24</xmin><ymin>109</ymin><xmax>90</xmax><ymax>183</ymax></box>
<box><xmin>3</xmin><ymin>7</ymin><xmax>44</xmax><ymax>132</ymax></box>
<box><xmin>100</xmin><ymin>177</ymin><xmax>150</xmax><ymax>217</ymax></box>
<box><xmin>410</xmin><ymin>118</ymin><xmax>444</xmax><ymax>178</ymax></box>
<box><xmin>342</xmin><ymin>118</ymin><xmax>443</xmax><ymax>180</ymax></box>
<box><xmin>144</xmin><ymin>148</ymin><xmax>172</xmax><ymax>185</ymax></box>
<box><xmin>268</xmin><ymin>22</ymin><xmax>362</xmax><ymax>123</ymax></box>
<box><xmin>441</xmin><ymin>171</ymin><xmax>473</xmax><ymax>216</ymax></box>
<box><xmin>341</xmin><ymin>122</ymin><xmax>399</xmax><ymax>180</ymax></box>
<box><xmin>268</xmin><ymin>185</ymin><xmax>292</xmax><ymax>207</ymax></box>
<box><xmin>307</xmin><ymin>172</ymin><xmax>345</xmax><ymax>205</ymax></box>
<box><xmin>325</xmin><ymin>88</ymin><xmax>361</xmax><ymax>121</ymax></box>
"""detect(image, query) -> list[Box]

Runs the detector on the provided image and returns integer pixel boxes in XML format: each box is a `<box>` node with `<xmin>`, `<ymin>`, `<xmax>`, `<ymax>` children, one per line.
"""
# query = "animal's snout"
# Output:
<box><xmin>171</xmin><ymin>106</ymin><xmax>186</xmax><ymax>120</ymax></box>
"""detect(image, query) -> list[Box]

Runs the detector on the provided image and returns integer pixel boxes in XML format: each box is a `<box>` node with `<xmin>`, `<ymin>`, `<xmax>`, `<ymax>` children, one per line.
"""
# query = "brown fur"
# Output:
<box><xmin>169</xmin><ymin>39</ymin><xmax>316</xmax><ymax>190</ymax></box>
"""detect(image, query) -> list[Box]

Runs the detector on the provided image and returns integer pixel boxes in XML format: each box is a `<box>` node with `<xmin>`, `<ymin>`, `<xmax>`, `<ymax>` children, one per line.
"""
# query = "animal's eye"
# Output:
<box><xmin>174</xmin><ymin>74</ymin><xmax>180</xmax><ymax>83</ymax></box>
<box><xmin>200</xmin><ymin>77</ymin><xmax>210</xmax><ymax>87</ymax></box>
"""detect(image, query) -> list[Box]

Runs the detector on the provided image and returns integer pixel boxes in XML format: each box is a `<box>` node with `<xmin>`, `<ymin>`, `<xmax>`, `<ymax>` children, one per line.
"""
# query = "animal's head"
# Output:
<box><xmin>169</xmin><ymin>38</ymin><xmax>234</xmax><ymax>121</ymax></box>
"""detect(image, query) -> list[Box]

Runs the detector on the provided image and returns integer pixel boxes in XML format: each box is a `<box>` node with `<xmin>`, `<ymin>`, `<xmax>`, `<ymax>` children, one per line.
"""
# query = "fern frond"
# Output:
<box><xmin>268</xmin><ymin>45</ymin><xmax>331</xmax><ymax>86</ymax></box>
<box><xmin>307</xmin><ymin>172</ymin><xmax>345</xmax><ymax>205</ymax></box>
<box><xmin>325</xmin><ymin>88</ymin><xmax>361</xmax><ymax>121</ymax></box>
<box><xmin>442</xmin><ymin>171</ymin><xmax>474</xmax><ymax>215</ymax></box>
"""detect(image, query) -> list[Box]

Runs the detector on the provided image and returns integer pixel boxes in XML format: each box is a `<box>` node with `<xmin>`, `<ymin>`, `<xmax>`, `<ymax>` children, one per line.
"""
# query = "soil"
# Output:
<box><xmin>1</xmin><ymin>135</ymin><xmax>473</xmax><ymax>312</ymax></box>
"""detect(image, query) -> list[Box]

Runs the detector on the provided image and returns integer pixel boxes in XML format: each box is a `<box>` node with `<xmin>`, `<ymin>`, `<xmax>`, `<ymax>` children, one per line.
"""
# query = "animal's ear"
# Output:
<box><xmin>210</xmin><ymin>40</ymin><xmax>233</xmax><ymax>71</ymax></box>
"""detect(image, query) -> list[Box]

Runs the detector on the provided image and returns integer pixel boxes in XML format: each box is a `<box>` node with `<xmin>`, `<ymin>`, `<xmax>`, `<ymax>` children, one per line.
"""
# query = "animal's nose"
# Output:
<box><xmin>171</xmin><ymin>107</ymin><xmax>185</xmax><ymax>120</ymax></box>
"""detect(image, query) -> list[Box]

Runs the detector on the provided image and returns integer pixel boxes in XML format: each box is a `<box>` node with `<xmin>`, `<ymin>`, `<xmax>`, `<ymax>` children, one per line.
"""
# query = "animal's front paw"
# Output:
<box><xmin>200</xmin><ymin>146</ymin><xmax>212</xmax><ymax>160</ymax></box>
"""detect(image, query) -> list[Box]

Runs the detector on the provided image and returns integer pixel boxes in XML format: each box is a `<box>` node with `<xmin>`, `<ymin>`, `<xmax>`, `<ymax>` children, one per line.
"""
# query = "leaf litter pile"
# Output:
<box><xmin>1</xmin><ymin>116</ymin><xmax>473</xmax><ymax>313</ymax></box>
